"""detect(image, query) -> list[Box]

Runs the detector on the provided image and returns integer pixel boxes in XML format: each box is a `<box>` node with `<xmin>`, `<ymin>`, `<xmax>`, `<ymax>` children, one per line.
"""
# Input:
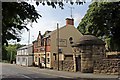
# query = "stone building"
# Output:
<box><xmin>72</xmin><ymin>35</ymin><xmax>106</xmax><ymax>73</ymax></box>
<box><xmin>32</xmin><ymin>18</ymin><xmax>120</xmax><ymax>74</ymax></box>
<box><xmin>72</xmin><ymin>35</ymin><xmax>120</xmax><ymax>75</ymax></box>
<box><xmin>33</xmin><ymin>18</ymin><xmax>83</xmax><ymax>69</ymax></box>
<box><xmin>50</xmin><ymin>18</ymin><xmax>83</xmax><ymax>69</ymax></box>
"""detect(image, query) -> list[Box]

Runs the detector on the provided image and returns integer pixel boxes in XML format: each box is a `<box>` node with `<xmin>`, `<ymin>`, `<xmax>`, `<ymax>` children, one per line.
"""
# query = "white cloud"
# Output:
<box><xmin>73</xmin><ymin>13</ymin><xmax>84</xmax><ymax>27</ymax></box>
<box><xmin>18</xmin><ymin>16</ymin><xmax>65</xmax><ymax>44</ymax></box>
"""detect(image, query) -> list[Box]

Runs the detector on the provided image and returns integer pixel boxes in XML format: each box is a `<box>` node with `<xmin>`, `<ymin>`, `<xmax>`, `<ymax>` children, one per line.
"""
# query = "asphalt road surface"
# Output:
<box><xmin>1</xmin><ymin>63</ymin><xmax>119</xmax><ymax>80</ymax></box>
<box><xmin>1</xmin><ymin>63</ymin><xmax>75</xmax><ymax>80</ymax></box>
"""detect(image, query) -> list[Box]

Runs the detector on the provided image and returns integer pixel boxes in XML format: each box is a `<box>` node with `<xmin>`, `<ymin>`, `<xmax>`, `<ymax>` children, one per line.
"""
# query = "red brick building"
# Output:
<box><xmin>33</xmin><ymin>31</ymin><xmax>51</xmax><ymax>67</ymax></box>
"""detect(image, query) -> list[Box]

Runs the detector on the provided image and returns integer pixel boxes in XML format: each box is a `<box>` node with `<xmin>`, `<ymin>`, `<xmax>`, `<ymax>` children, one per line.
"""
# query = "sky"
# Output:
<box><xmin>15</xmin><ymin>1</ymin><xmax>91</xmax><ymax>45</ymax></box>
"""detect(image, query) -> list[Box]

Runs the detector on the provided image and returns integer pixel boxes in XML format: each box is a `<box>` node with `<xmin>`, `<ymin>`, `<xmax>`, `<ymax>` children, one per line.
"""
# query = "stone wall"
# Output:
<box><xmin>106</xmin><ymin>52</ymin><xmax>120</xmax><ymax>59</ymax></box>
<box><xmin>94</xmin><ymin>59</ymin><xmax>120</xmax><ymax>75</ymax></box>
<box><xmin>53</xmin><ymin>60</ymin><xmax>74</xmax><ymax>72</ymax></box>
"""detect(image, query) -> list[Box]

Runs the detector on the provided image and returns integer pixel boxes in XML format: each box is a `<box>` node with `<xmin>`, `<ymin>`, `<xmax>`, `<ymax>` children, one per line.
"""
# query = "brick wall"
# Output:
<box><xmin>94</xmin><ymin>59</ymin><xmax>120</xmax><ymax>75</ymax></box>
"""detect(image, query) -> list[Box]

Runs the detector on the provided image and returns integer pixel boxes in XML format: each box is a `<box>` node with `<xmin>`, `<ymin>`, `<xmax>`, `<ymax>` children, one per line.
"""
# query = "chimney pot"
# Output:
<box><xmin>66</xmin><ymin>18</ymin><xmax>74</xmax><ymax>26</ymax></box>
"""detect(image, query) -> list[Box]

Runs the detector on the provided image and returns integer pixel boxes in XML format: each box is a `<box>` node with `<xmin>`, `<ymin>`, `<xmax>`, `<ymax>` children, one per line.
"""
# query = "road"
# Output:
<box><xmin>1</xmin><ymin>63</ymin><xmax>119</xmax><ymax>80</ymax></box>
<box><xmin>1</xmin><ymin>63</ymin><xmax>74</xmax><ymax>80</ymax></box>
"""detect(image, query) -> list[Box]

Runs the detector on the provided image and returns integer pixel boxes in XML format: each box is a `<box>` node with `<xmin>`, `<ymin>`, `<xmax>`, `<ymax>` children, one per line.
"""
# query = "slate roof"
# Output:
<box><xmin>43</xmin><ymin>25</ymin><xmax>66</xmax><ymax>38</ymax></box>
<box><xmin>17</xmin><ymin>44</ymin><xmax>33</xmax><ymax>50</ymax></box>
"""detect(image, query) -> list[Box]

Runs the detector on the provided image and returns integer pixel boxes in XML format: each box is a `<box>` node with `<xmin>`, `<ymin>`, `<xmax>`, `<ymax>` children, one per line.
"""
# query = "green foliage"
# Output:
<box><xmin>2</xmin><ymin>44</ymin><xmax>25</xmax><ymax>62</ymax></box>
<box><xmin>2</xmin><ymin>1</ymin><xmax>85</xmax><ymax>46</ymax></box>
<box><xmin>2</xmin><ymin>1</ymin><xmax>85</xmax><ymax>60</ymax></box>
<box><xmin>2</xmin><ymin>2</ymin><xmax>41</xmax><ymax>46</ymax></box>
<box><xmin>6</xmin><ymin>45</ymin><xmax>17</xmax><ymax>61</ymax></box>
<box><xmin>35</xmin><ymin>0</ymin><xmax>85</xmax><ymax>9</ymax></box>
<box><xmin>2</xmin><ymin>46</ymin><xmax>7</xmax><ymax>60</ymax></box>
<box><xmin>77</xmin><ymin>2</ymin><xmax>120</xmax><ymax>51</ymax></box>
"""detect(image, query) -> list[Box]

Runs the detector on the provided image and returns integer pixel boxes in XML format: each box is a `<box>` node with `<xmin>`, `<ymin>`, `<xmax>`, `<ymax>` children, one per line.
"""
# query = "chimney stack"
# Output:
<box><xmin>66</xmin><ymin>18</ymin><xmax>74</xmax><ymax>26</ymax></box>
<box><xmin>39</xmin><ymin>31</ymin><xmax>41</xmax><ymax>35</ymax></box>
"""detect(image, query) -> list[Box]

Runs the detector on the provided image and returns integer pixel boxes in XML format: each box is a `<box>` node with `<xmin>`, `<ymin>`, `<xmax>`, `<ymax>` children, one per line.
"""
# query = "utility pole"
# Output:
<box><xmin>28</xmin><ymin>30</ymin><xmax>30</xmax><ymax>45</ymax></box>
<box><xmin>10</xmin><ymin>51</ymin><xmax>12</xmax><ymax>63</ymax></box>
<box><xmin>28</xmin><ymin>20</ymin><xmax>32</xmax><ymax>45</ymax></box>
<box><xmin>44</xmin><ymin>38</ymin><xmax>47</xmax><ymax>68</ymax></box>
<box><xmin>57</xmin><ymin>23</ymin><xmax>59</xmax><ymax>71</ymax></box>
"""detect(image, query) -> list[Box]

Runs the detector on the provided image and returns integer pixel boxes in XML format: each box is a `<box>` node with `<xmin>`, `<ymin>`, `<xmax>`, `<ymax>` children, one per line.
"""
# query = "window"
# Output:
<box><xmin>22</xmin><ymin>58</ymin><xmax>26</xmax><ymax>62</ymax></box>
<box><xmin>38</xmin><ymin>39</ymin><xmax>41</xmax><ymax>46</ymax></box>
<box><xmin>44</xmin><ymin>38</ymin><xmax>50</xmax><ymax>46</ymax></box>
<box><xmin>18</xmin><ymin>57</ymin><xmax>20</xmax><ymax>62</ymax></box>
<box><xmin>59</xmin><ymin>48</ymin><xmax>62</xmax><ymax>53</ymax></box>
<box><xmin>69</xmin><ymin>37</ymin><xmax>73</xmax><ymax>44</ymax></box>
<box><xmin>41</xmin><ymin>39</ymin><xmax>44</xmax><ymax>46</ymax></box>
<box><xmin>53</xmin><ymin>53</ymin><xmax>56</xmax><ymax>60</ymax></box>
<box><xmin>35</xmin><ymin>57</ymin><xmax>37</xmax><ymax>62</ymax></box>
<box><xmin>47</xmin><ymin>58</ymin><xmax>50</xmax><ymax>64</ymax></box>
<box><xmin>17</xmin><ymin>51</ymin><xmax>20</xmax><ymax>55</ymax></box>
<box><xmin>47</xmin><ymin>39</ymin><xmax>50</xmax><ymax>45</ymax></box>
<box><xmin>41</xmin><ymin>57</ymin><xmax>45</xmax><ymax>63</ymax></box>
<box><xmin>40</xmin><ymin>47</ymin><xmax>45</xmax><ymax>51</ymax></box>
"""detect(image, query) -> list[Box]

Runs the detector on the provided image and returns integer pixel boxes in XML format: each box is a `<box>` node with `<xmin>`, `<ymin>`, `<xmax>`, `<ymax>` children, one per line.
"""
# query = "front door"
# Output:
<box><xmin>76</xmin><ymin>55</ymin><xmax>81</xmax><ymax>72</ymax></box>
<box><xmin>38</xmin><ymin>58</ymin><xmax>41</xmax><ymax>67</ymax></box>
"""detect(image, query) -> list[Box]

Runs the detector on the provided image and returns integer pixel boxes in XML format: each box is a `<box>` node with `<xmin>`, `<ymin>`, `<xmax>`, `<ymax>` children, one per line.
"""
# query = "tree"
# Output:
<box><xmin>5</xmin><ymin>44</ymin><xmax>17</xmax><ymax>61</ymax></box>
<box><xmin>2</xmin><ymin>1</ymin><xmax>85</xmax><ymax>59</ymax></box>
<box><xmin>2</xmin><ymin>2</ymin><xmax>41</xmax><ymax>46</ymax></box>
<box><xmin>77</xmin><ymin>2</ymin><xmax>120</xmax><ymax>51</ymax></box>
<box><xmin>35</xmin><ymin>0</ymin><xmax>85</xmax><ymax>9</ymax></box>
<box><xmin>2</xmin><ymin>44</ymin><xmax>26</xmax><ymax>61</ymax></box>
<box><xmin>2</xmin><ymin>46</ymin><xmax>7</xmax><ymax>60</ymax></box>
<box><xmin>2</xmin><ymin>1</ymin><xmax>85</xmax><ymax>46</ymax></box>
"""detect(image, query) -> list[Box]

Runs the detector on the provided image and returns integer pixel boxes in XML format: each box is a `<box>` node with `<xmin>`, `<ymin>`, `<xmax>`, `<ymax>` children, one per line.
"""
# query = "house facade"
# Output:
<box><xmin>33</xmin><ymin>31</ymin><xmax>42</xmax><ymax>66</ymax></box>
<box><xmin>33</xmin><ymin>18</ymin><xmax>83</xmax><ymax>68</ymax></box>
<box><xmin>16</xmin><ymin>44</ymin><xmax>33</xmax><ymax>66</ymax></box>
<box><xmin>49</xmin><ymin>18</ymin><xmax>83</xmax><ymax>68</ymax></box>
<box><xmin>33</xmin><ymin>31</ymin><xmax>51</xmax><ymax>67</ymax></box>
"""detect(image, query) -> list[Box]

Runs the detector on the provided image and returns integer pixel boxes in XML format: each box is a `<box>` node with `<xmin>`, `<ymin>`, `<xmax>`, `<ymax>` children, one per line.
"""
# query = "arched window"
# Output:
<box><xmin>69</xmin><ymin>37</ymin><xmax>73</xmax><ymax>44</ymax></box>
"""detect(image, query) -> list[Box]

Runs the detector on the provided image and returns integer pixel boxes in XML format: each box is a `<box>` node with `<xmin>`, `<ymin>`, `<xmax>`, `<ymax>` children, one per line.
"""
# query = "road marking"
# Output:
<box><xmin>21</xmin><ymin>74</ymin><xmax>34</xmax><ymax>80</ymax></box>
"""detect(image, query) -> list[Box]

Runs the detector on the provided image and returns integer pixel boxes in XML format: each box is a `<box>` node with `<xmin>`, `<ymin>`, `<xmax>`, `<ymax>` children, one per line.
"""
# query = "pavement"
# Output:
<box><xmin>26</xmin><ymin>65</ymin><xmax>120</xmax><ymax>80</ymax></box>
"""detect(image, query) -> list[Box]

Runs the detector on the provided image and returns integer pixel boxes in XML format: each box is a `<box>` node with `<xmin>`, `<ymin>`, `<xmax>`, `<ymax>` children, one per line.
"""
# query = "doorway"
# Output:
<box><xmin>76</xmin><ymin>55</ymin><xmax>81</xmax><ymax>72</ymax></box>
<box><xmin>38</xmin><ymin>58</ymin><xmax>41</xmax><ymax>68</ymax></box>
